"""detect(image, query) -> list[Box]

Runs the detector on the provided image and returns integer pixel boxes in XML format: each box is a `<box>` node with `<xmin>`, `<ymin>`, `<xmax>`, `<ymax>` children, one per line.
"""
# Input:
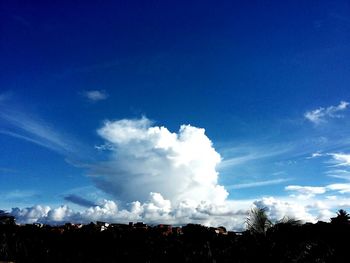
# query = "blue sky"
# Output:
<box><xmin>1</xmin><ymin>1</ymin><xmax>350</xmax><ymax>228</ymax></box>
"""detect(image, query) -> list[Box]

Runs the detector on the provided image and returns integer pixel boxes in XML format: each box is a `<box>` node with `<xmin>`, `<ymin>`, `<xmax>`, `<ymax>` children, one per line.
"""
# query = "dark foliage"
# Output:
<box><xmin>0</xmin><ymin>211</ymin><xmax>15</xmax><ymax>225</ymax></box>
<box><xmin>331</xmin><ymin>209</ymin><xmax>350</xmax><ymax>225</ymax></box>
<box><xmin>0</xmin><ymin>211</ymin><xmax>350</xmax><ymax>262</ymax></box>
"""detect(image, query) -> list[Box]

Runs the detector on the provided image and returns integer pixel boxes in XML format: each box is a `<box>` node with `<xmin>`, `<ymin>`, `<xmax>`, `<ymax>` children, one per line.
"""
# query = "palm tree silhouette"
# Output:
<box><xmin>246</xmin><ymin>207</ymin><xmax>272</xmax><ymax>235</ymax></box>
<box><xmin>330</xmin><ymin>209</ymin><xmax>350</xmax><ymax>224</ymax></box>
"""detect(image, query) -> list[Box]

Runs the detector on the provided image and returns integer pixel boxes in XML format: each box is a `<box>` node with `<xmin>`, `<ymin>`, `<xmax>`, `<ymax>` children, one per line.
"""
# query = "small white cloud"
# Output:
<box><xmin>304</xmin><ymin>101</ymin><xmax>349</xmax><ymax>124</ymax></box>
<box><xmin>83</xmin><ymin>90</ymin><xmax>108</xmax><ymax>102</ymax></box>
<box><xmin>307</xmin><ymin>152</ymin><xmax>324</xmax><ymax>159</ymax></box>
<box><xmin>285</xmin><ymin>185</ymin><xmax>327</xmax><ymax>199</ymax></box>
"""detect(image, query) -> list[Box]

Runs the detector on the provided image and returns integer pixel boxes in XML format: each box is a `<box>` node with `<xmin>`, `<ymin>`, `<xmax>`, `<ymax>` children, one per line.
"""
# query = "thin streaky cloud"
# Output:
<box><xmin>0</xmin><ymin>129</ymin><xmax>64</xmax><ymax>153</ymax></box>
<box><xmin>226</xmin><ymin>178</ymin><xmax>291</xmax><ymax>190</ymax></box>
<box><xmin>0</xmin><ymin>109</ymin><xmax>87</xmax><ymax>156</ymax></box>
<box><xmin>325</xmin><ymin>169</ymin><xmax>350</xmax><ymax>180</ymax></box>
<box><xmin>219</xmin><ymin>147</ymin><xmax>291</xmax><ymax>170</ymax></box>
<box><xmin>327</xmin><ymin>174</ymin><xmax>350</xmax><ymax>180</ymax></box>
<box><xmin>0</xmin><ymin>111</ymin><xmax>72</xmax><ymax>153</ymax></box>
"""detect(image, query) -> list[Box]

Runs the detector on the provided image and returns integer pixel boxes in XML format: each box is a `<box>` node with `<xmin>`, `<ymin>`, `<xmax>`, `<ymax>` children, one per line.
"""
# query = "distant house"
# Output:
<box><xmin>209</xmin><ymin>226</ymin><xmax>228</xmax><ymax>235</ymax></box>
<box><xmin>64</xmin><ymin>223</ymin><xmax>83</xmax><ymax>230</ymax></box>
<box><xmin>156</xmin><ymin>224</ymin><xmax>173</xmax><ymax>236</ymax></box>
<box><xmin>134</xmin><ymin>222</ymin><xmax>148</xmax><ymax>229</ymax></box>
<box><xmin>217</xmin><ymin>226</ymin><xmax>227</xmax><ymax>235</ymax></box>
<box><xmin>172</xmin><ymin>226</ymin><xmax>183</xmax><ymax>235</ymax></box>
<box><xmin>96</xmin><ymin>221</ymin><xmax>110</xmax><ymax>231</ymax></box>
<box><xmin>110</xmin><ymin>223</ymin><xmax>130</xmax><ymax>230</ymax></box>
<box><xmin>33</xmin><ymin>223</ymin><xmax>44</xmax><ymax>228</ymax></box>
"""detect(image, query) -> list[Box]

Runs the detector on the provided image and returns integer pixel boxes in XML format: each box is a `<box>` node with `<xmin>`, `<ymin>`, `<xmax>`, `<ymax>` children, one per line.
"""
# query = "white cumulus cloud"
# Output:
<box><xmin>92</xmin><ymin>117</ymin><xmax>228</xmax><ymax>205</ymax></box>
<box><xmin>304</xmin><ymin>101</ymin><xmax>349</xmax><ymax>124</ymax></box>
<box><xmin>11</xmin><ymin>205</ymin><xmax>51</xmax><ymax>224</ymax></box>
<box><xmin>254</xmin><ymin>197</ymin><xmax>316</xmax><ymax>222</ymax></box>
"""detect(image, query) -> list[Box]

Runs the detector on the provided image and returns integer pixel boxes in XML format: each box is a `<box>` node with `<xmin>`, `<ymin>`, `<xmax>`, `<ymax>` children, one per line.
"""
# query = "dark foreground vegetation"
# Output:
<box><xmin>1</xmin><ymin>209</ymin><xmax>350</xmax><ymax>262</ymax></box>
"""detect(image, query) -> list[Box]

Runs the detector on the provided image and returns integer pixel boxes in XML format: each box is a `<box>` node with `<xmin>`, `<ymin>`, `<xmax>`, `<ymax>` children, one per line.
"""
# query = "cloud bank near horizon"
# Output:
<box><xmin>10</xmin><ymin>192</ymin><xmax>247</xmax><ymax>229</ymax></box>
<box><xmin>7</xmin><ymin>117</ymin><xmax>350</xmax><ymax>229</ymax></box>
<box><xmin>11</xmin><ymin>193</ymin><xmax>341</xmax><ymax>230</ymax></box>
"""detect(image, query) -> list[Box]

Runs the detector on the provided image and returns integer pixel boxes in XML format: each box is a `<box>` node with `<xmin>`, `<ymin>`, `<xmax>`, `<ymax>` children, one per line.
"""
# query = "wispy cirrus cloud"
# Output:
<box><xmin>307</xmin><ymin>152</ymin><xmax>350</xmax><ymax>166</ymax></box>
<box><xmin>226</xmin><ymin>178</ymin><xmax>291</xmax><ymax>190</ymax></box>
<box><xmin>82</xmin><ymin>90</ymin><xmax>108</xmax><ymax>102</ymax></box>
<box><xmin>0</xmin><ymin>110</ymin><xmax>74</xmax><ymax>154</ymax></box>
<box><xmin>310</xmin><ymin>152</ymin><xmax>350</xmax><ymax>177</ymax></box>
<box><xmin>325</xmin><ymin>169</ymin><xmax>350</xmax><ymax>180</ymax></box>
<box><xmin>0</xmin><ymin>129</ymin><xmax>62</xmax><ymax>153</ymax></box>
<box><xmin>304</xmin><ymin>101</ymin><xmax>349</xmax><ymax>124</ymax></box>
<box><xmin>218</xmin><ymin>146</ymin><xmax>291</xmax><ymax>170</ymax></box>
<box><xmin>0</xmin><ymin>106</ymin><xmax>88</xmax><ymax>157</ymax></box>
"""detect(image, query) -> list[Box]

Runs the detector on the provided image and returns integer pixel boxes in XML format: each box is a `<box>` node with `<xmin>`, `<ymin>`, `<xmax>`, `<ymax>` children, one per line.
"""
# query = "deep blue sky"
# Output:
<box><xmin>1</xmin><ymin>1</ymin><xmax>350</xmax><ymax>222</ymax></box>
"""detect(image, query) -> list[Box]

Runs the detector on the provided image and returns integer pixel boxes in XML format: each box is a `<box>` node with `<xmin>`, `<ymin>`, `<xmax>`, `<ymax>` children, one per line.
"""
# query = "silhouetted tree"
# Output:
<box><xmin>331</xmin><ymin>209</ymin><xmax>350</xmax><ymax>224</ymax></box>
<box><xmin>0</xmin><ymin>210</ymin><xmax>15</xmax><ymax>225</ymax></box>
<box><xmin>246</xmin><ymin>207</ymin><xmax>272</xmax><ymax>235</ymax></box>
<box><xmin>276</xmin><ymin>216</ymin><xmax>302</xmax><ymax>226</ymax></box>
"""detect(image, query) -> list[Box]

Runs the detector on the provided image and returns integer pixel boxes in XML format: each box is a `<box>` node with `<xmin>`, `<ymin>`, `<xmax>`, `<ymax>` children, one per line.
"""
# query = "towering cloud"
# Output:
<box><xmin>92</xmin><ymin>117</ymin><xmax>228</xmax><ymax>205</ymax></box>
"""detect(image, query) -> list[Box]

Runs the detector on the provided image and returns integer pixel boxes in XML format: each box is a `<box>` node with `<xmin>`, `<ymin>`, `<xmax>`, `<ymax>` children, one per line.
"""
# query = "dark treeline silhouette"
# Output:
<box><xmin>1</xmin><ymin>209</ymin><xmax>350</xmax><ymax>262</ymax></box>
